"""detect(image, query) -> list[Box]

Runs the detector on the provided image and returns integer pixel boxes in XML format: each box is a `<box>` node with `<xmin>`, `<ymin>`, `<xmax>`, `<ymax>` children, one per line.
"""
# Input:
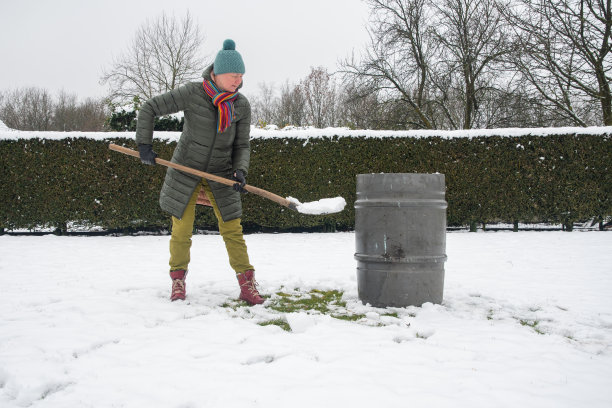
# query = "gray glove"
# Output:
<box><xmin>232</xmin><ymin>169</ymin><xmax>247</xmax><ymax>193</ymax></box>
<box><xmin>138</xmin><ymin>144</ymin><xmax>157</xmax><ymax>165</ymax></box>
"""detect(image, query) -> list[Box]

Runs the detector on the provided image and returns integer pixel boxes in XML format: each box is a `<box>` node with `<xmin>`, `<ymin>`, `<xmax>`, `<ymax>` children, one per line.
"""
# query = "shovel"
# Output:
<box><xmin>108</xmin><ymin>144</ymin><xmax>346</xmax><ymax>215</ymax></box>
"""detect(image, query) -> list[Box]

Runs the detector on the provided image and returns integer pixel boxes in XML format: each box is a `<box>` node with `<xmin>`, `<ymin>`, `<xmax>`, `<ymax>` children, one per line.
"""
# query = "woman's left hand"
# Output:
<box><xmin>232</xmin><ymin>169</ymin><xmax>248</xmax><ymax>193</ymax></box>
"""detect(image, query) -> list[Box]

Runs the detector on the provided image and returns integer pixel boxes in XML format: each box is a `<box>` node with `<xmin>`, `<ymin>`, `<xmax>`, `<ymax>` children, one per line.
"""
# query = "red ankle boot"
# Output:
<box><xmin>237</xmin><ymin>270</ymin><xmax>264</xmax><ymax>305</ymax></box>
<box><xmin>170</xmin><ymin>270</ymin><xmax>187</xmax><ymax>301</ymax></box>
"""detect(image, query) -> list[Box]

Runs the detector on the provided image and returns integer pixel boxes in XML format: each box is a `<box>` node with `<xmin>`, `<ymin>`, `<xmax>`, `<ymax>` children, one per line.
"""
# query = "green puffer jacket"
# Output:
<box><xmin>135</xmin><ymin>65</ymin><xmax>251</xmax><ymax>222</ymax></box>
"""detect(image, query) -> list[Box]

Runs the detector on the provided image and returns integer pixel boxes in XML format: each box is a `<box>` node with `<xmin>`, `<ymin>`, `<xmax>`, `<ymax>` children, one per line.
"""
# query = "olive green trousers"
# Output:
<box><xmin>169</xmin><ymin>179</ymin><xmax>254</xmax><ymax>274</ymax></box>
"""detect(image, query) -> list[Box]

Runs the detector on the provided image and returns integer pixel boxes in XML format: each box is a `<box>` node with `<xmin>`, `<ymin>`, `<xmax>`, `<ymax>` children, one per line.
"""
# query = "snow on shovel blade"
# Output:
<box><xmin>286</xmin><ymin>196</ymin><xmax>347</xmax><ymax>215</ymax></box>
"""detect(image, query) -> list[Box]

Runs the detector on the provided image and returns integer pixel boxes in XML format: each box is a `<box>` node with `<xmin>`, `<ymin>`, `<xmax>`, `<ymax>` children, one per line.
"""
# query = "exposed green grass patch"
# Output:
<box><xmin>221</xmin><ymin>288</ymin><xmax>398</xmax><ymax>328</ymax></box>
<box><xmin>267</xmin><ymin>289</ymin><xmax>345</xmax><ymax>314</ymax></box>
<box><xmin>258</xmin><ymin>318</ymin><xmax>291</xmax><ymax>332</ymax></box>
<box><xmin>221</xmin><ymin>301</ymin><xmax>238</xmax><ymax>310</ymax></box>
<box><xmin>332</xmin><ymin>313</ymin><xmax>366</xmax><ymax>322</ymax></box>
<box><xmin>266</xmin><ymin>289</ymin><xmax>368</xmax><ymax>322</ymax></box>
<box><xmin>221</xmin><ymin>299</ymin><xmax>248</xmax><ymax>310</ymax></box>
<box><xmin>519</xmin><ymin>319</ymin><xmax>546</xmax><ymax>335</ymax></box>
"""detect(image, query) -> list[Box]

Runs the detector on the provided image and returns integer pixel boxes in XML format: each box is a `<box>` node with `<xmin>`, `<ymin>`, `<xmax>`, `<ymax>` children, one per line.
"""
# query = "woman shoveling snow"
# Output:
<box><xmin>110</xmin><ymin>39</ymin><xmax>345</xmax><ymax>307</ymax></box>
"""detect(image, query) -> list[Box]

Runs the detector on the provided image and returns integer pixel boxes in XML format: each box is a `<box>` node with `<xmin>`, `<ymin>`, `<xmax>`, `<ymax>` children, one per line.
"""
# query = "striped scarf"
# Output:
<box><xmin>203</xmin><ymin>79</ymin><xmax>239</xmax><ymax>133</ymax></box>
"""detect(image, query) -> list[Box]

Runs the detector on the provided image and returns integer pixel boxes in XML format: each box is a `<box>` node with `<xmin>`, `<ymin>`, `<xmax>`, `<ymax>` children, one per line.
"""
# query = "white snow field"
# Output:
<box><xmin>0</xmin><ymin>231</ymin><xmax>611</xmax><ymax>408</ymax></box>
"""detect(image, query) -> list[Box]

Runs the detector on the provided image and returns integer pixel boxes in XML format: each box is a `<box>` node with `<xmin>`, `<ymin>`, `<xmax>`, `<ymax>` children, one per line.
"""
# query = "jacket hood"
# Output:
<box><xmin>202</xmin><ymin>65</ymin><xmax>213</xmax><ymax>81</ymax></box>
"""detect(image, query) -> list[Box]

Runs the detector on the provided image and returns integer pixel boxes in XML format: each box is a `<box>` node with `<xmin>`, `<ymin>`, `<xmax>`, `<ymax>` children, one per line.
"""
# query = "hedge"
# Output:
<box><xmin>0</xmin><ymin>130</ymin><xmax>610</xmax><ymax>233</ymax></box>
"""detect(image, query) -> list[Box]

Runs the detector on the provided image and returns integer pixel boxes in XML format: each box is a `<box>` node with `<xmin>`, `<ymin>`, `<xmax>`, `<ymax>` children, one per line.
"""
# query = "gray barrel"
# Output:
<box><xmin>354</xmin><ymin>173</ymin><xmax>447</xmax><ymax>307</ymax></box>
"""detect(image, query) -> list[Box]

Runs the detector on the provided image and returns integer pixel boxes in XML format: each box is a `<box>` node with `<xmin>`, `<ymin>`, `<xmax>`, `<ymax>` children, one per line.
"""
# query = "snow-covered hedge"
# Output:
<box><xmin>1</xmin><ymin>127</ymin><xmax>610</xmax><ymax>232</ymax></box>
<box><xmin>2</xmin><ymin>125</ymin><xmax>612</xmax><ymax>142</ymax></box>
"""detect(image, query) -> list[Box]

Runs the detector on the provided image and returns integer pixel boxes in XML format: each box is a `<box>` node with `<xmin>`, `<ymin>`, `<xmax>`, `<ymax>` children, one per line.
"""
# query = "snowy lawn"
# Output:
<box><xmin>1</xmin><ymin>231</ymin><xmax>611</xmax><ymax>408</ymax></box>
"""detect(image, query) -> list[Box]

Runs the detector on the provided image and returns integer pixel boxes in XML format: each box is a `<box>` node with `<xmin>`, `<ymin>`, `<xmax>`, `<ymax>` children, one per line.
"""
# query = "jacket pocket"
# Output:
<box><xmin>184</xmin><ymin>142</ymin><xmax>209</xmax><ymax>168</ymax></box>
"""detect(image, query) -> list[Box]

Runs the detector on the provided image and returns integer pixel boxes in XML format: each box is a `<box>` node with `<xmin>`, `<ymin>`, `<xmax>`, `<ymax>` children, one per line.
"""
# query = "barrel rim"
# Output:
<box><xmin>354</xmin><ymin>253</ymin><xmax>448</xmax><ymax>263</ymax></box>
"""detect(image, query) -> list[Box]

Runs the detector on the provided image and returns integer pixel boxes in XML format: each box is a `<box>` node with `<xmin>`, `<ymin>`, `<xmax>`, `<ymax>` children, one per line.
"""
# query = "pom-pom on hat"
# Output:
<box><xmin>213</xmin><ymin>39</ymin><xmax>245</xmax><ymax>75</ymax></box>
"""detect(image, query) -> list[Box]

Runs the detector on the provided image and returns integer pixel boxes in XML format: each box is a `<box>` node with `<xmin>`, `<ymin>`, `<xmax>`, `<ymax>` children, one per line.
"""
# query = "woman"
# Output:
<box><xmin>135</xmin><ymin>39</ymin><xmax>263</xmax><ymax>305</ymax></box>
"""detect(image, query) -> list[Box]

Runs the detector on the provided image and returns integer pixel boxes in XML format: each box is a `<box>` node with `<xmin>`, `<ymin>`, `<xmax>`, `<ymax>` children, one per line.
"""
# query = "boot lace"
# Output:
<box><xmin>172</xmin><ymin>279</ymin><xmax>185</xmax><ymax>295</ymax></box>
<box><xmin>241</xmin><ymin>277</ymin><xmax>261</xmax><ymax>296</ymax></box>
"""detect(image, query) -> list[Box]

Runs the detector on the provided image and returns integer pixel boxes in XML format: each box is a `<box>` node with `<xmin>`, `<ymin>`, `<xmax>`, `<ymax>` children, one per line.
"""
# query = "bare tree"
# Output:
<box><xmin>0</xmin><ymin>87</ymin><xmax>108</xmax><ymax>131</ymax></box>
<box><xmin>250</xmin><ymin>82</ymin><xmax>278</xmax><ymax>127</ymax></box>
<box><xmin>75</xmin><ymin>98</ymin><xmax>109</xmax><ymax>131</ymax></box>
<box><xmin>53</xmin><ymin>90</ymin><xmax>79</xmax><ymax>131</ymax></box>
<box><xmin>100</xmin><ymin>11</ymin><xmax>207</xmax><ymax>105</ymax></box>
<box><xmin>339</xmin><ymin>81</ymin><xmax>383</xmax><ymax>129</ymax></box>
<box><xmin>249</xmin><ymin>75</ymin><xmax>332</xmax><ymax>129</ymax></box>
<box><xmin>301</xmin><ymin>67</ymin><xmax>338</xmax><ymax>128</ymax></box>
<box><xmin>276</xmin><ymin>81</ymin><xmax>306</xmax><ymax>127</ymax></box>
<box><xmin>342</xmin><ymin>0</ymin><xmax>515</xmax><ymax>130</ymax></box>
<box><xmin>431</xmin><ymin>0</ymin><xmax>512</xmax><ymax>129</ymax></box>
<box><xmin>503</xmin><ymin>0</ymin><xmax>612</xmax><ymax>126</ymax></box>
<box><xmin>341</xmin><ymin>0</ymin><xmax>437</xmax><ymax>129</ymax></box>
<box><xmin>52</xmin><ymin>93</ymin><xmax>108</xmax><ymax>132</ymax></box>
<box><xmin>0</xmin><ymin>87</ymin><xmax>54</xmax><ymax>130</ymax></box>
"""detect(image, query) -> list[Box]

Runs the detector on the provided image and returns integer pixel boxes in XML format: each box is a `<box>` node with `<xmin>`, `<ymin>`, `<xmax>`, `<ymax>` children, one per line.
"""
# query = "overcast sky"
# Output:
<box><xmin>0</xmin><ymin>0</ymin><xmax>371</xmax><ymax>100</ymax></box>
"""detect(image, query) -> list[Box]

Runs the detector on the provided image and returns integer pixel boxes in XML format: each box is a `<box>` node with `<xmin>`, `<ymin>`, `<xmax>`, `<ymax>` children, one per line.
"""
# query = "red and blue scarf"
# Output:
<box><xmin>203</xmin><ymin>79</ymin><xmax>238</xmax><ymax>133</ymax></box>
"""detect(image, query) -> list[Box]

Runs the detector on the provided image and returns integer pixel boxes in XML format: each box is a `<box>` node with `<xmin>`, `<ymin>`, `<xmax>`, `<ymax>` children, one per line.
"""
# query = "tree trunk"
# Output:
<box><xmin>464</xmin><ymin>79</ymin><xmax>475</xmax><ymax>129</ymax></box>
<box><xmin>597</xmin><ymin>67</ymin><xmax>612</xmax><ymax>125</ymax></box>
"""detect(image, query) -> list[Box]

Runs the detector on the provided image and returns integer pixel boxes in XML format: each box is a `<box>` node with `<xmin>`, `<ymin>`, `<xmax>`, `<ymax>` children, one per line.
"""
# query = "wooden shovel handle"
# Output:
<box><xmin>108</xmin><ymin>143</ymin><xmax>296</xmax><ymax>210</ymax></box>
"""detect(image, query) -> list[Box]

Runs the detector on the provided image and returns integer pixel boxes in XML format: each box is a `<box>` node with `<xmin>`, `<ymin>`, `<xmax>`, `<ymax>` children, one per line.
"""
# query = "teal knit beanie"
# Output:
<box><xmin>213</xmin><ymin>39</ymin><xmax>245</xmax><ymax>75</ymax></box>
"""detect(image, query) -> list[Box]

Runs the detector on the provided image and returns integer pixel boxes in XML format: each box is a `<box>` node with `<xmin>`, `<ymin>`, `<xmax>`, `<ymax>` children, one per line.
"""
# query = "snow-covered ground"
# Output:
<box><xmin>1</xmin><ymin>231</ymin><xmax>611</xmax><ymax>408</ymax></box>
